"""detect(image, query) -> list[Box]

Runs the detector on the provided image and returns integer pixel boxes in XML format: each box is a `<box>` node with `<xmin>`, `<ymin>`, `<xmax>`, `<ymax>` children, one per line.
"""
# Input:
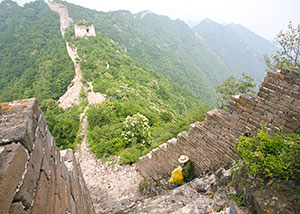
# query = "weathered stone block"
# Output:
<box><xmin>46</xmin><ymin>157</ymin><xmax>57</xmax><ymax>214</ymax></box>
<box><xmin>14</xmin><ymin>130</ymin><xmax>44</xmax><ymax>209</ymax></box>
<box><xmin>0</xmin><ymin>98</ymin><xmax>40</xmax><ymax>152</ymax></box>
<box><xmin>14</xmin><ymin>165</ymin><xmax>37</xmax><ymax>209</ymax></box>
<box><xmin>54</xmin><ymin>194</ymin><xmax>62</xmax><ymax>214</ymax></box>
<box><xmin>31</xmin><ymin>171</ymin><xmax>49</xmax><ymax>214</ymax></box>
<box><xmin>9</xmin><ymin>202</ymin><xmax>28</xmax><ymax>214</ymax></box>
<box><xmin>137</xmin><ymin>69</ymin><xmax>300</xmax><ymax>181</ymax></box>
<box><xmin>0</xmin><ymin>98</ymin><xmax>95</xmax><ymax>214</ymax></box>
<box><xmin>0</xmin><ymin>143</ymin><xmax>27</xmax><ymax>214</ymax></box>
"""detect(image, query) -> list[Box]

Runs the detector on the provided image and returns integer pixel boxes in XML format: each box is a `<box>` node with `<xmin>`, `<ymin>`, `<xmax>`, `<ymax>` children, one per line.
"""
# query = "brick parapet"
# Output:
<box><xmin>0</xmin><ymin>98</ymin><xmax>95</xmax><ymax>214</ymax></box>
<box><xmin>137</xmin><ymin>68</ymin><xmax>300</xmax><ymax>180</ymax></box>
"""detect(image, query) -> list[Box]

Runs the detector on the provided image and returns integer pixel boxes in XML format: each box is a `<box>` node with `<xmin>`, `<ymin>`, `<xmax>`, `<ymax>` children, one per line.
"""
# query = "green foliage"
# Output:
<box><xmin>0</xmin><ymin>0</ymin><xmax>74</xmax><ymax>103</ymax></box>
<box><xmin>70</xmin><ymin>33</ymin><xmax>207</xmax><ymax>161</ymax></box>
<box><xmin>120</xmin><ymin>147</ymin><xmax>142</xmax><ymax>164</ymax></box>
<box><xmin>216</xmin><ymin>73</ymin><xmax>256</xmax><ymax>108</ymax></box>
<box><xmin>235</xmin><ymin>126</ymin><xmax>300</xmax><ymax>180</ymax></box>
<box><xmin>76</xmin><ymin>19</ymin><xmax>93</xmax><ymax>26</ymax></box>
<box><xmin>265</xmin><ymin>22</ymin><xmax>300</xmax><ymax>70</ymax></box>
<box><xmin>0</xmin><ymin>0</ymin><xmax>80</xmax><ymax>150</ymax></box>
<box><xmin>61</xmin><ymin>2</ymin><xmax>277</xmax><ymax>106</ymax></box>
<box><xmin>241</xmin><ymin>178</ymin><xmax>247</xmax><ymax>185</ymax></box>
<box><xmin>122</xmin><ymin>113</ymin><xmax>151</xmax><ymax>147</ymax></box>
<box><xmin>297</xmin><ymin>186</ymin><xmax>300</xmax><ymax>200</ymax></box>
<box><xmin>41</xmin><ymin>99</ymin><xmax>81</xmax><ymax>150</ymax></box>
<box><xmin>228</xmin><ymin>193</ymin><xmax>244</xmax><ymax>206</ymax></box>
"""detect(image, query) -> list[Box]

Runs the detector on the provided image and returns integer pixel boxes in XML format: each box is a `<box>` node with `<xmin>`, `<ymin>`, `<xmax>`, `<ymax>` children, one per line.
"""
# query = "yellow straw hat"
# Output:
<box><xmin>178</xmin><ymin>155</ymin><xmax>189</xmax><ymax>164</ymax></box>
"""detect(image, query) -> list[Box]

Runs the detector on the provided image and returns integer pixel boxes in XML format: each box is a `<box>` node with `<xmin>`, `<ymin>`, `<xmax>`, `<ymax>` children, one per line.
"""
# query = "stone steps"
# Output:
<box><xmin>118</xmin><ymin>168</ymin><xmax>249</xmax><ymax>214</ymax></box>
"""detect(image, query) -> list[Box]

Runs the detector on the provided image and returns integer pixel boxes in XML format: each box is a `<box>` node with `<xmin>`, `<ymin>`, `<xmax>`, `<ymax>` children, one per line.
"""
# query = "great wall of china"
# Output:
<box><xmin>0</xmin><ymin>1</ymin><xmax>299</xmax><ymax>213</ymax></box>
<box><xmin>137</xmin><ymin>68</ymin><xmax>300</xmax><ymax>180</ymax></box>
<box><xmin>1</xmin><ymin>68</ymin><xmax>299</xmax><ymax>213</ymax></box>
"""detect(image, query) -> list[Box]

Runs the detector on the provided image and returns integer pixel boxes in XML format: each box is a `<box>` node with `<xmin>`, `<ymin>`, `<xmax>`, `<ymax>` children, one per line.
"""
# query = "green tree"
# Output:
<box><xmin>265</xmin><ymin>21</ymin><xmax>300</xmax><ymax>70</ymax></box>
<box><xmin>235</xmin><ymin>126</ymin><xmax>300</xmax><ymax>180</ymax></box>
<box><xmin>216</xmin><ymin>73</ymin><xmax>255</xmax><ymax>108</ymax></box>
<box><xmin>121</xmin><ymin>113</ymin><xmax>151</xmax><ymax>147</ymax></box>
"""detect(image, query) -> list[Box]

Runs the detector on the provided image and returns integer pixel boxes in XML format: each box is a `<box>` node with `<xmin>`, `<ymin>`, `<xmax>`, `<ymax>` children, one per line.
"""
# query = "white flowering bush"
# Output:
<box><xmin>121</xmin><ymin>113</ymin><xmax>151</xmax><ymax>147</ymax></box>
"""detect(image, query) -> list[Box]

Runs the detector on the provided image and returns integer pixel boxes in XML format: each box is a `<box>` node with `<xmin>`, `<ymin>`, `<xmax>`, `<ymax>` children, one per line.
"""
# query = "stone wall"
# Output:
<box><xmin>75</xmin><ymin>25</ymin><xmax>96</xmax><ymax>37</ymax></box>
<box><xmin>0</xmin><ymin>98</ymin><xmax>95</xmax><ymax>214</ymax></box>
<box><xmin>137</xmin><ymin>68</ymin><xmax>300</xmax><ymax>180</ymax></box>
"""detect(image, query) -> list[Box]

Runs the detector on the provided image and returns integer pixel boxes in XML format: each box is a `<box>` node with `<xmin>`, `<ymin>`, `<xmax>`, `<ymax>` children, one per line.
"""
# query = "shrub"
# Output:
<box><xmin>120</xmin><ymin>147</ymin><xmax>142</xmax><ymax>164</ymax></box>
<box><xmin>121</xmin><ymin>113</ymin><xmax>151</xmax><ymax>147</ymax></box>
<box><xmin>235</xmin><ymin>125</ymin><xmax>300</xmax><ymax>180</ymax></box>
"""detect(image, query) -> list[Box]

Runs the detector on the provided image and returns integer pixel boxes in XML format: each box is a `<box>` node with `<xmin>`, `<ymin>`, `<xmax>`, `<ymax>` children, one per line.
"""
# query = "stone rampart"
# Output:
<box><xmin>0</xmin><ymin>98</ymin><xmax>95</xmax><ymax>214</ymax></box>
<box><xmin>137</xmin><ymin>68</ymin><xmax>300</xmax><ymax>180</ymax></box>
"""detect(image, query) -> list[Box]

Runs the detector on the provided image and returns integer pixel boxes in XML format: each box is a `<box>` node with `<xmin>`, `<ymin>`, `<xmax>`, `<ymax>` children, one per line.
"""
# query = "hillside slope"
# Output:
<box><xmin>60</xmin><ymin>1</ymin><xmax>277</xmax><ymax>105</ymax></box>
<box><xmin>67</xmin><ymin>32</ymin><xmax>205</xmax><ymax>160</ymax></box>
<box><xmin>0</xmin><ymin>0</ymin><xmax>74</xmax><ymax>102</ymax></box>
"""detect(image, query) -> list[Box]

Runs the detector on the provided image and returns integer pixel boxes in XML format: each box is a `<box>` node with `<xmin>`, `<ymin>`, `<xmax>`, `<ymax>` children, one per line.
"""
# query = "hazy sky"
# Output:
<box><xmin>14</xmin><ymin>0</ymin><xmax>300</xmax><ymax>40</ymax></box>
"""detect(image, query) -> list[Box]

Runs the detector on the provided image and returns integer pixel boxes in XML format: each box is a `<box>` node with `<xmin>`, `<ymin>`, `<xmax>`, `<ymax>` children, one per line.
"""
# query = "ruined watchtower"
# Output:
<box><xmin>74</xmin><ymin>24</ymin><xmax>96</xmax><ymax>37</ymax></box>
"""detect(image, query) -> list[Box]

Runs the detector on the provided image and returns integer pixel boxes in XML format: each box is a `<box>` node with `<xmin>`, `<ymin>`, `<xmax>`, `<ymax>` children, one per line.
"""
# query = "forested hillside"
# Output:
<box><xmin>0</xmin><ymin>0</ymin><xmax>277</xmax><ymax>161</ymax></box>
<box><xmin>66</xmin><ymin>32</ymin><xmax>206</xmax><ymax>162</ymax></box>
<box><xmin>0</xmin><ymin>0</ymin><xmax>74</xmax><ymax>102</ymax></box>
<box><xmin>0</xmin><ymin>0</ymin><xmax>206</xmax><ymax>157</ymax></box>
<box><xmin>60</xmin><ymin>1</ymin><xmax>277</xmax><ymax>105</ymax></box>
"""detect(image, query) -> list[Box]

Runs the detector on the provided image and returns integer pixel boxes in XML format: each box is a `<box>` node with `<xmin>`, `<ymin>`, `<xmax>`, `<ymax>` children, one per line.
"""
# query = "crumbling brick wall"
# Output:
<box><xmin>137</xmin><ymin>68</ymin><xmax>300</xmax><ymax>180</ymax></box>
<box><xmin>0</xmin><ymin>98</ymin><xmax>95</xmax><ymax>214</ymax></box>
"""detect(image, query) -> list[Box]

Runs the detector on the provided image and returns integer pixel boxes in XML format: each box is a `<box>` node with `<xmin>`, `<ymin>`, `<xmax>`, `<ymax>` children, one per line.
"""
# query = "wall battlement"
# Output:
<box><xmin>137</xmin><ymin>68</ymin><xmax>300</xmax><ymax>180</ymax></box>
<box><xmin>0</xmin><ymin>99</ymin><xmax>95</xmax><ymax>214</ymax></box>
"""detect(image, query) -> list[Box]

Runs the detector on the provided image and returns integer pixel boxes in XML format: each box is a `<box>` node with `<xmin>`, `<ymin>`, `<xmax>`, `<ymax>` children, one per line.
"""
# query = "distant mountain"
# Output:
<box><xmin>185</xmin><ymin>20</ymin><xmax>201</xmax><ymax>28</ymax></box>
<box><xmin>192</xmin><ymin>18</ymin><xmax>278</xmax><ymax>83</ymax></box>
<box><xmin>60</xmin><ymin>1</ymin><xmax>277</xmax><ymax>105</ymax></box>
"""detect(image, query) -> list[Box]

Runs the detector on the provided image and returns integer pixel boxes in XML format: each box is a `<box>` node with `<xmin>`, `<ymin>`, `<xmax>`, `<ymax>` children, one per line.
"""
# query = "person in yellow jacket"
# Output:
<box><xmin>168</xmin><ymin>155</ymin><xmax>194</xmax><ymax>188</ymax></box>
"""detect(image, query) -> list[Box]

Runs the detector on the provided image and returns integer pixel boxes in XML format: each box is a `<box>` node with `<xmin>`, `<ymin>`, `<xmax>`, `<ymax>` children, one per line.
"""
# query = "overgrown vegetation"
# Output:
<box><xmin>235</xmin><ymin>126</ymin><xmax>300</xmax><ymax>180</ymax></box>
<box><xmin>76</xmin><ymin>19</ymin><xmax>93</xmax><ymax>26</ymax></box>
<box><xmin>216</xmin><ymin>73</ymin><xmax>256</xmax><ymax>108</ymax></box>
<box><xmin>227</xmin><ymin>193</ymin><xmax>244</xmax><ymax>206</ymax></box>
<box><xmin>68</xmin><ymin>34</ymin><xmax>207</xmax><ymax>163</ymax></box>
<box><xmin>265</xmin><ymin>21</ymin><xmax>300</xmax><ymax>70</ymax></box>
<box><xmin>40</xmin><ymin>99</ymin><xmax>81</xmax><ymax>150</ymax></box>
<box><xmin>0</xmin><ymin>0</ymin><xmax>80</xmax><ymax>150</ymax></box>
<box><xmin>0</xmin><ymin>0</ymin><xmax>74</xmax><ymax>102</ymax></box>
